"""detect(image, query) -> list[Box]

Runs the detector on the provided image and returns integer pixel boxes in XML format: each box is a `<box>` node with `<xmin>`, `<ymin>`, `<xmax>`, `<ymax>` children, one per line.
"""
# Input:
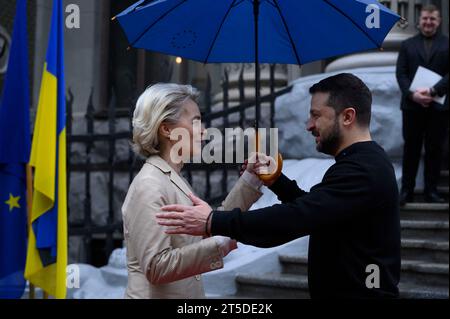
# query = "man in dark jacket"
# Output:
<box><xmin>157</xmin><ymin>73</ymin><xmax>401</xmax><ymax>298</ymax></box>
<box><xmin>396</xmin><ymin>4</ymin><xmax>449</xmax><ymax>205</ymax></box>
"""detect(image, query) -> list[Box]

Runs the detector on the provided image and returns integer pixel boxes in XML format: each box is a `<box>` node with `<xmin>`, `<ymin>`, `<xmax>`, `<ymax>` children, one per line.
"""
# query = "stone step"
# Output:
<box><xmin>414</xmin><ymin>187</ymin><xmax>449</xmax><ymax>201</ymax></box>
<box><xmin>235</xmin><ymin>273</ymin><xmax>310</xmax><ymax>299</ymax></box>
<box><xmin>439</xmin><ymin>170</ymin><xmax>449</xmax><ymax>187</ymax></box>
<box><xmin>401</xmin><ymin>260</ymin><xmax>449</xmax><ymax>288</ymax></box>
<box><xmin>401</xmin><ymin>239</ymin><xmax>449</xmax><ymax>263</ymax></box>
<box><xmin>401</xmin><ymin>220</ymin><xmax>449</xmax><ymax>241</ymax></box>
<box><xmin>235</xmin><ymin>272</ymin><xmax>449</xmax><ymax>299</ymax></box>
<box><xmin>279</xmin><ymin>253</ymin><xmax>449</xmax><ymax>288</ymax></box>
<box><xmin>400</xmin><ymin>203</ymin><xmax>449</xmax><ymax>221</ymax></box>
<box><xmin>398</xmin><ymin>282</ymin><xmax>449</xmax><ymax>299</ymax></box>
<box><xmin>279</xmin><ymin>254</ymin><xmax>308</xmax><ymax>276</ymax></box>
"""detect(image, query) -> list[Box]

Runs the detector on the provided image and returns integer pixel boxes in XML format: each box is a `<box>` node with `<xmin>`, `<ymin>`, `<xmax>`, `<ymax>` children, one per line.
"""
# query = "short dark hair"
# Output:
<box><xmin>309</xmin><ymin>73</ymin><xmax>372</xmax><ymax>127</ymax></box>
<box><xmin>421</xmin><ymin>4</ymin><xmax>440</xmax><ymax>16</ymax></box>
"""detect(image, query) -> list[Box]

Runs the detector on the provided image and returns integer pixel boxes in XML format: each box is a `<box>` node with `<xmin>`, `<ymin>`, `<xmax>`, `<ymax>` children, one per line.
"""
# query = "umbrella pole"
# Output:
<box><xmin>253</xmin><ymin>0</ymin><xmax>260</xmax><ymax>132</ymax></box>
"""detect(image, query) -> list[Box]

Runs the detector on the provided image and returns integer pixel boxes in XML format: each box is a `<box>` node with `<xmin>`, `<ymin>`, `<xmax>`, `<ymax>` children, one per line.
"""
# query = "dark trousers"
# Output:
<box><xmin>401</xmin><ymin>108</ymin><xmax>449</xmax><ymax>193</ymax></box>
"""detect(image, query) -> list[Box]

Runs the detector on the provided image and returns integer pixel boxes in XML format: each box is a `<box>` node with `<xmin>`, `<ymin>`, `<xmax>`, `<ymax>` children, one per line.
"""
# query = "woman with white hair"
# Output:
<box><xmin>122</xmin><ymin>83</ymin><xmax>263</xmax><ymax>298</ymax></box>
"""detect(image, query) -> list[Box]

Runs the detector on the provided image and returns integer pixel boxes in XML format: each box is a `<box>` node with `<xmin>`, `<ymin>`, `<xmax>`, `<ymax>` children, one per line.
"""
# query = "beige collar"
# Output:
<box><xmin>146</xmin><ymin>155</ymin><xmax>193</xmax><ymax>198</ymax></box>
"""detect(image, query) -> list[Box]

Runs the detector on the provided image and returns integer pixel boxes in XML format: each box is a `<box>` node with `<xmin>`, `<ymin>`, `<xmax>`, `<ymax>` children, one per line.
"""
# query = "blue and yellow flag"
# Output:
<box><xmin>25</xmin><ymin>0</ymin><xmax>67</xmax><ymax>299</ymax></box>
<box><xmin>0</xmin><ymin>0</ymin><xmax>30</xmax><ymax>299</ymax></box>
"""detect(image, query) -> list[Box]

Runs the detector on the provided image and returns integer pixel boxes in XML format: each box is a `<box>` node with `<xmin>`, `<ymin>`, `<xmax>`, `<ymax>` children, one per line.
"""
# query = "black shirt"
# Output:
<box><xmin>211</xmin><ymin>141</ymin><xmax>401</xmax><ymax>298</ymax></box>
<box><xmin>423</xmin><ymin>36</ymin><xmax>434</xmax><ymax>61</ymax></box>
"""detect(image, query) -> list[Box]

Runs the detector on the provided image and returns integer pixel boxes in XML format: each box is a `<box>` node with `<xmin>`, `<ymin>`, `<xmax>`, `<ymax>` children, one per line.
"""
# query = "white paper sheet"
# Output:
<box><xmin>410</xmin><ymin>66</ymin><xmax>446</xmax><ymax>105</ymax></box>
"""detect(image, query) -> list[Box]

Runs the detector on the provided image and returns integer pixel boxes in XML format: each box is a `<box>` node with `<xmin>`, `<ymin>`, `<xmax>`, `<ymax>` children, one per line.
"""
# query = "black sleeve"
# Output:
<box><xmin>433</xmin><ymin>73</ymin><xmax>448</xmax><ymax>97</ymax></box>
<box><xmin>211</xmin><ymin>161</ymin><xmax>373</xmax><ymax>248</ymax></box>
<box><xmin>268</xmin><ymin>174</ymin><xmax>307</xmax><ymax>203</ymax></box>
<box><xmin>396</xmin><ymin>41</ymin><xmax>413</xmax><ymax>99</ymax></box>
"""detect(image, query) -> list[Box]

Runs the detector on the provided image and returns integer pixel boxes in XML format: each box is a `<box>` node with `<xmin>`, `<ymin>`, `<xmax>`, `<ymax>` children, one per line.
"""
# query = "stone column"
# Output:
<box><xmin>33</xmin><ymin>0</ymin><xmax>106</xmax><ymax>118</ymax></box>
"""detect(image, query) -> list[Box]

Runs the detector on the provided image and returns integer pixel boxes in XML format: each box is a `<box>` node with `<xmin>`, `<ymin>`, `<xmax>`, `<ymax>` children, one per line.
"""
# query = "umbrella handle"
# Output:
<box><xmin>255</xmin><ymin>129</ymin><xmax>283</xmax><ymax>183</ymax></box>
<box><xmin>258</xmin><ymin>153</ymin><xmax>283</xmax><ymax>183</ymax></box>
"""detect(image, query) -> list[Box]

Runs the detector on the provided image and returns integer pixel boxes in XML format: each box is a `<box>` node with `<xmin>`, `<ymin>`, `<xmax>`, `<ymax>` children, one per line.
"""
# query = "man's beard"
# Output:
<box><xmin>316</xmin><ymin>119</ymin><xmax>342</xmax><ymax>156</ymax></box>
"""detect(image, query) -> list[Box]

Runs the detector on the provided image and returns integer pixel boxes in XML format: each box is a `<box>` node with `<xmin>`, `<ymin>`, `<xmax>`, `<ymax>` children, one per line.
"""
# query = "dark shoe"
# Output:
<box><xmin>424</xmin><ymin>191</ymin><xmax>445</xmax><ymax>203</ymax></box>
<box><xmin>399</xmin><ymin>190</ymin><xmax>414</xmax><ymax>206</ymax></box>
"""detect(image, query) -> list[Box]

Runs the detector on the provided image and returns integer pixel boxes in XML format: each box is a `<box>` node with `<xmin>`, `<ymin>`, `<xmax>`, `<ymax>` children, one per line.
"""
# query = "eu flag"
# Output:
<box><xmin>0</xmin><ymin>0</ymin><xmax>30</xmax><ymax>299</ymax></box>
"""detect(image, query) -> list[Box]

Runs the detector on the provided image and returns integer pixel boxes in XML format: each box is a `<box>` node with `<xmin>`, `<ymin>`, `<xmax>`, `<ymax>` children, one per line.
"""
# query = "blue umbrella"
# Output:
<box><xmin>115</xmin><ymin>0</ymin><xmax>400</xmax><ymax>181</ymax></box>
<box><xmin>115</xmin><ymin>0</ymin><xmax>400</xmax><ymax>126</ymax></box>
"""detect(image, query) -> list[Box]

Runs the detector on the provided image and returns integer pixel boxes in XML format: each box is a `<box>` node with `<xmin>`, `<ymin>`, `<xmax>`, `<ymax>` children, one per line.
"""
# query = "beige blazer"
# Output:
<box><xmin>122</xmin><ymin>155</ymin><xmax>262</xmax><ymax>299</ymax></box>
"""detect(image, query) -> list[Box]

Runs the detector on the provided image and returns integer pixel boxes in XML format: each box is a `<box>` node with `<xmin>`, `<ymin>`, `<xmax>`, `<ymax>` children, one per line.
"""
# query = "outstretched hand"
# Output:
<box><xmin>240</xmin><ymin>152</ymin><xmax>279</xmax><ymax>186</ymax></box>
<box><xmin>156</xmin><ymin>193</ymin><xmax>212</xmax><ymax>236</ymax></box>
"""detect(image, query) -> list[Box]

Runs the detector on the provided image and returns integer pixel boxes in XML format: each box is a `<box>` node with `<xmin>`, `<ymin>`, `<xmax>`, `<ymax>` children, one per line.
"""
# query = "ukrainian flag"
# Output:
<box><xmin>25</xmin><ymin>0</ymin><xmax>67</xmax><ymax>299</ymax></box>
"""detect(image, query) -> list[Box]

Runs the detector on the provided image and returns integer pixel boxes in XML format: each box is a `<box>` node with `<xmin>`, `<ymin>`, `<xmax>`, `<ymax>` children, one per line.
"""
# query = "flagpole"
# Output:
<box><xmin>25</xmin><ymin>164</ymin><xmax>35</xmax><ymax>299</ymax></box>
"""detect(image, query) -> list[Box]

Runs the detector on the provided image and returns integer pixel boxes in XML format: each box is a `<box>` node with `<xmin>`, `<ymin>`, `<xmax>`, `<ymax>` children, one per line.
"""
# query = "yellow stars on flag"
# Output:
<box><xmin>5</xmin><ymin>193</ymin><xmax>21</xmax><ymax>212</ymax></box>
